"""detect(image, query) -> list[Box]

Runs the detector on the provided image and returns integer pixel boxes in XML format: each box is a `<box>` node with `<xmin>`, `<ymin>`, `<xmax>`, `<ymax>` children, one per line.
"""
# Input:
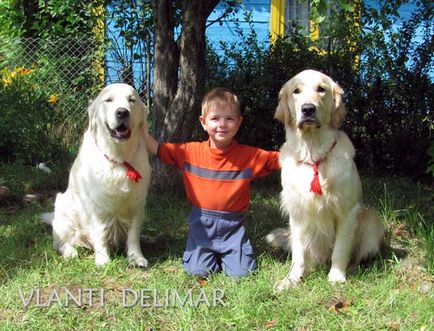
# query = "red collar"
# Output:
<box><xmin>105</xmin><ymin>155</ymin><xmax>142</xmax><ymax>183</ymax></box>
<box><xmin>300</xmin><ymin>140</ymin><xmax>337</xmax><ymax>195</ymax></box>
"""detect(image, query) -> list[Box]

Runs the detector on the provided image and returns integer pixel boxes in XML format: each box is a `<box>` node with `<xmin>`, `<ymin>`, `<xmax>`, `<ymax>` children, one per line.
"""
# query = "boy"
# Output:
<box><xmin>144</xmin><ymin>87</ymin><xmax>280</xmax><ymax>278</ymax></box>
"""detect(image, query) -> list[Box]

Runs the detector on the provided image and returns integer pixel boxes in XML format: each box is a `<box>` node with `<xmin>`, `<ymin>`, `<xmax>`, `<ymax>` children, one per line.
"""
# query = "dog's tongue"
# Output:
<box><xmin>114</xmin><ymin>124</ymin><xmax>131</xmax><ymax>139</ymax></box>
<box><xmin>116</xmin><ymin>127</ymin><xmax>129</xmax><ymax>137</ymax></box>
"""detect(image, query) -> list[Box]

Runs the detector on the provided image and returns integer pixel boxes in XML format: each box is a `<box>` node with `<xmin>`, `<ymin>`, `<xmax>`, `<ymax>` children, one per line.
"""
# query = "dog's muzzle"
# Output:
<box><xmin>298</xmin><ymin>103</ymin><xmax>320</xmax><ymax>129</ymax></box>
<box><xmin>106</xmin><ymin>108</ymin><xmax>132</xmax><ymax>140</ymax></box>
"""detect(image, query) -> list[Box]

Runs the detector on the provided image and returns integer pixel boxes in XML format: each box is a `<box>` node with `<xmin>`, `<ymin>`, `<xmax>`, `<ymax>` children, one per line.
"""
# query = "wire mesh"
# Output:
<box><xmin>0</xmin><ymin>37</ymin><xmax>150</xmax><ymax>146</ymax></box>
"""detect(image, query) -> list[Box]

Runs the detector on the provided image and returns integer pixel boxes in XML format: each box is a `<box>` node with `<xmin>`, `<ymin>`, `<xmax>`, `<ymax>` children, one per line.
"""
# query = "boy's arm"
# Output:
<box><xmin>142</xmin><ymin>122</ymin><xmax>185</xmax><ymax>168</ymax></box>
<box><xmin>253</xmin><ymin>149</ymin><xmax>281</xmax><ymax>177</ymax></box>
<box><xmin>142</xmin><ymin>124</ymin><xmax>159</xmax><ymax>156</ymax></box>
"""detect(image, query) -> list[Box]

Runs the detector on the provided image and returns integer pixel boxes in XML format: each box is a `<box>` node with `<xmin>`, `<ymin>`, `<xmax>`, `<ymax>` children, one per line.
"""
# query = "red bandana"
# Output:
<box><xmin>301</xmin><ymin>140</ymin><xmax>337</xmax><ymax>195</ymax></box>
<box><xmin>123</xmin><ymin>162</ymin><xmax>142</xmax><ymax>182</ymax></box>
<box><xmin>105</xmin><ymin>155</ymin><xmax>142</xmax><ymax>183</ymax></box>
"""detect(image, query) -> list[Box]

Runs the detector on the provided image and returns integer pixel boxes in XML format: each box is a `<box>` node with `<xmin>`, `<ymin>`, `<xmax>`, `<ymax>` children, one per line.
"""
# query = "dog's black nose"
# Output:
<box><xmin>301</xmin><ymin>103</ymin><xmax>316</xmax><ymax>117</ymax></box>
<box><xmin>115</xmin><ymin>108</ymin><xmax>130</xmax><ymax>119</ymax></box>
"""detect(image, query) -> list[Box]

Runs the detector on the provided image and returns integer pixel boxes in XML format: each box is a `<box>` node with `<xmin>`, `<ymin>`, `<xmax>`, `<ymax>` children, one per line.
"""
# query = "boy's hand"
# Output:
<box><xmin>142</xmin><ymin>123</ymin><xmax>159</xmax><ymax>156</ymax></box>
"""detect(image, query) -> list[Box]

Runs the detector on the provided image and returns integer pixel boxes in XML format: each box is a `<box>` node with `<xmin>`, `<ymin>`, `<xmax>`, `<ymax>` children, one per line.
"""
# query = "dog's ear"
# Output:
<box><xmin>138</xmin><ymin>97</ymin><xmax>149</xmax><ymax>132</ymax></box>
<box><xmin>275</xmin><ymin>85</ymin><xmax>291</xmax><ymax>125</ymax></box>
<box><xmin>139</xmin><ymin>97</ymin><xmax>148</xmax><ymax>121</ymax></box>
<box><xmin>331</xmin><ymin>81</ymin><xmax>347</xmax><ymax>128</ymax></box>
<box><xmin>87</xmin><ymin>97</ymin><xmax>99</xmax><ymax>132</ymax></box>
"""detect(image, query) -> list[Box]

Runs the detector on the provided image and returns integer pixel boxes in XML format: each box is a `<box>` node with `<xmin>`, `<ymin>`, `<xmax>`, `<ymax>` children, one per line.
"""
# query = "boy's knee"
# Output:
<box><xmin>224</xmin><ymin>266</ymin><xmax>256</xmax><ymax>278</ymax></box>
<box><xmin>185</xmin><ymin>268</ymin><xmax>211</xmax><ymax>278</ymax></box>
<box><xmin>221</xmin><ymin>244</ymin><xmax>257</xmax><ymax>278</ymax></box>
<box><xmin>183</xmin><ymin>250</ymin><xmax>221</xmax><ymax>277</ymax></box>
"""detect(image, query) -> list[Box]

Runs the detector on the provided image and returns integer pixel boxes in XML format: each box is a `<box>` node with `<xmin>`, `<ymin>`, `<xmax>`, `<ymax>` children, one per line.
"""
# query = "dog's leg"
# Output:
<box><xmin>89</xmin><ymin>220</ymin><xmax>111</xmax><ymax>266</ymax></box>
<box><xmin>328</xmin><ymin>206</ymin><xmax>359</xmax><ymax>283</ymax></box>
<box><xmin>55</xmin><ymin>241</ymin><xmax>79</xmax><ymax>259</ymax></box>
<box><xmin>126</xmin><ymin>214</ymin><xmax>148</xmax><ymax>268</ymax></box>
<box><xmin>275</xmin><ymin>219</ymin><xmax>306</xmax><ymax>290</ymax></box>
<box><xmin>52</xmin><ymin>194</ymin><xmax>79</xmax><ymax>259</ymax></box>
<box><xmin>354</xmin><ymin>208</ymin><xmax>385</xmax><ymax>264</ymax></box>
<box><xmin>52</xmin><ymin>223</ymin><xmax>79</xmax><ymax>259</ymax></box>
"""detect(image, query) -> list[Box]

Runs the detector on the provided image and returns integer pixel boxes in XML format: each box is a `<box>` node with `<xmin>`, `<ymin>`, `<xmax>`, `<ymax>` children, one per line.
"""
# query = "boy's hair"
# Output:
<box><xmin>201</xmin><ymin>87</ymin><xmax>240</xmax><ymax>117</ymax></box>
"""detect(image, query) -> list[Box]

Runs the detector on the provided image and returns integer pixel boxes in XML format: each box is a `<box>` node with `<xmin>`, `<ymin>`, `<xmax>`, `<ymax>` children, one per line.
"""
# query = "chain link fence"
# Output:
<box><xmin>0</xmin><ymin>37</ymin><xmax>150</xmax><ymax>146</ymax></box>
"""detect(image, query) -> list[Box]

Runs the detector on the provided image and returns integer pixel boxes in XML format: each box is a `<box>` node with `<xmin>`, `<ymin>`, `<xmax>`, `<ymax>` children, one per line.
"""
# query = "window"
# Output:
<box><xmin>285</xmin><ymin>0</ymin><xmax>310</xmax><ymax>35</ymax></box>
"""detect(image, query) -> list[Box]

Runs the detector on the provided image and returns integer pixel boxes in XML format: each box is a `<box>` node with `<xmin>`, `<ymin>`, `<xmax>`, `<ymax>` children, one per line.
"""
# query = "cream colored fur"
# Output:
<box><xmin>42</xmin><ymin>83</ymin><xmax>151</xmax><ymax>267</ymax></box>
<box><xmin>266</xmin><ymin>70</ymin><xmax>384</xmax><ymax>290</ymax></box>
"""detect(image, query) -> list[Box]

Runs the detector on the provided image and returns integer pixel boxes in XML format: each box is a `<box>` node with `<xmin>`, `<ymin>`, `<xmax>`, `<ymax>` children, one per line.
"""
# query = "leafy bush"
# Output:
<box><xmin>0</xmin><ymin>67</ymin><xmax>64</xmax><ymax>164</ymax></box>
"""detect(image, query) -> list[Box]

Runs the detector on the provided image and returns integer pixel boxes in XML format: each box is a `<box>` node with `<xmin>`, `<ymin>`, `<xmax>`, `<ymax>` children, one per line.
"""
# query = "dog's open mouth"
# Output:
<box><xmin>298</xmin><ymin>119</ymin><xmax>321</xmax><ymax>129</ymax></box>
<box><xmin>107</xmin><ymin>123</ymin><xmax>131</xmax><ymax>140</ymax></box>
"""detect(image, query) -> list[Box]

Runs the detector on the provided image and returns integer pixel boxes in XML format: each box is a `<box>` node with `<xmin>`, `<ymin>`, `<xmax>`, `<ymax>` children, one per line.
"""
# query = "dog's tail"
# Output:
<box><xmin>265</xmin><ymin>227</ymin><xmax>291</xmax><ymax>251</ymax></box>
<box><xmin>40</xmin><ymin>212</ymin><xmax>54</xmax><ymax>226</ymax></box>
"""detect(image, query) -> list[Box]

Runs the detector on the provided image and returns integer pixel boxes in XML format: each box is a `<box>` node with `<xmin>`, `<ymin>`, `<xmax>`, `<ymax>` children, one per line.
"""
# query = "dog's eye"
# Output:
<box><xmin>293</xmin><ymin>88</ymin><xmax>300</xmax><ymax>94</ymax></box>
<box><xmin>104</xmin><ymin>97</ymin><xmax>113</xmax><ymax>103</ymax></box>
<box><xmin>128</xmin><ymin>97</ymin><xmax>136</xmax><ymax>103</ymax></box>
<box><xmin>316</xmin><ymin>86</ymin><xmax>326</xmax><ymax>93</ymax></box>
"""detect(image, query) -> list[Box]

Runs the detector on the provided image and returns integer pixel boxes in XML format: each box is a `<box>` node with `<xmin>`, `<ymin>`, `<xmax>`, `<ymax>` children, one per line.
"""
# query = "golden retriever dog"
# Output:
<box><xmin>42</xmin><ymin>83</ymin><xmax>151</xmax><ymax>267</ymax></box>
<box><xmin>266</xmin><ymin>70</ymin><xmax>384</xmax><ymax>290</ymax></box>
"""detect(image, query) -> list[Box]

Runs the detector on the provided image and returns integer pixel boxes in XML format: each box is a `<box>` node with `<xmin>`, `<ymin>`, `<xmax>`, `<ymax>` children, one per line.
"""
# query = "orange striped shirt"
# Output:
<box><xmin>158</xmin><ymin>140</ymin><xmax>280</xmax><ymax>212</ymax></box>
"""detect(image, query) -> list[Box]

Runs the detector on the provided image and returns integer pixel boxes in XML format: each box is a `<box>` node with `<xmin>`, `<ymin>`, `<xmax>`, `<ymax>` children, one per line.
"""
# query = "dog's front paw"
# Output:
<box><xmin>95</xmin><ymin>252</ymin><xmax>110</xmax><ymax>266</ymax></box>
<box><xmin>128</xmin><ymin>255</ymin><xmax>149</xmax><ymax>268</ymax></box>
<box><xmin>328</xmin><ymin>268</ymin><xmax>347</xmax><ymax>283</ymax></box>
<box><xmin>59</xmin><ymin>244</ymin><xmax>78</xmax><ymax>259</ymax></box>
<box><xmin>274</xmin><ymin>277</ymin><xmax>299</xmax><ymax>291</ymax></box>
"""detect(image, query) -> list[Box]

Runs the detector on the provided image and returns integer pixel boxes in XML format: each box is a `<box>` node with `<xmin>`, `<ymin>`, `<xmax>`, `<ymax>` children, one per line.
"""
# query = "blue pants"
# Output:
<box><xmin>182</xmin><ymin>207</ymin><xmax>257</xmax><ymax>278</ymax></box>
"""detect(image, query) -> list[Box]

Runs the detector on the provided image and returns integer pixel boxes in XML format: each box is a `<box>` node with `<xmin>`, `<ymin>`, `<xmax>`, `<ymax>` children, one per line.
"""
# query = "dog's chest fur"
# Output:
<box><xmin>280</xmin><ymin>155</ymin><xmax>336</xmax><ymax>216</ymax></box>
<box><xmin>70</xmin><ymin>131</ymin><xmax>151</xmax><ymax>219</ymax></box>
<box><xmin>279</xmin><ymin>130</ymin><xmax>359</xmax><ymax>221</ymax></box>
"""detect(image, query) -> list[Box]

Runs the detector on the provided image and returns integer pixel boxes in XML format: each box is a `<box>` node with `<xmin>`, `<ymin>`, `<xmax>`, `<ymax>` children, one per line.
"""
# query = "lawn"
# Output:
<box><xmin>0</xmin><ymin>170</ymin><xmax>433</xmax><ymax>330</ymax></box>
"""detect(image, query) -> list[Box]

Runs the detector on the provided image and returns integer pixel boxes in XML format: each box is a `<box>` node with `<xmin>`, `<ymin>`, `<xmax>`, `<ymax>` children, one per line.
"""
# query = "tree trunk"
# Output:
<box><xmin>150</xmin><ymin>0</ymin><xmax>219</xmax><ymax>190</ymax></box>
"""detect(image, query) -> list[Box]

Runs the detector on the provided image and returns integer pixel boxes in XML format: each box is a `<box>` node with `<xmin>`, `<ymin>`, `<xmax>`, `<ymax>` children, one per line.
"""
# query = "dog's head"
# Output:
<box><xmin>87</xmin><ymin>83</ymin><xmax>147</xmax><ymax>142</ymax></box>
<box><xmin>275</xmin><ymin>70</ymin><xmax>346</xmax><ymax>131</ymax></box>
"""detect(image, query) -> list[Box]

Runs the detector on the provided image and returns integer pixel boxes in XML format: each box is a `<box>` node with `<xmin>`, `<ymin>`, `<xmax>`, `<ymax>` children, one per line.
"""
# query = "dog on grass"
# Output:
<box><xmin>42</xmin><ymin>83</ymin><xmax>151</xmax><ymax>267</ymax></box>
<box><xmin>266</xmin><ymin>70</ymin><xmax>384</xmax><ymax>290</ymax></box>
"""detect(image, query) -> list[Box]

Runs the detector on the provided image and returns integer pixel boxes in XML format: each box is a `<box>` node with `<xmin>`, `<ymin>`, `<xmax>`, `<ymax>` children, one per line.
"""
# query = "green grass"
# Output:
<box><xmin>1</xmin><ymin>170</ymin><xmax>433</xmax><ymax>330</ymax></box>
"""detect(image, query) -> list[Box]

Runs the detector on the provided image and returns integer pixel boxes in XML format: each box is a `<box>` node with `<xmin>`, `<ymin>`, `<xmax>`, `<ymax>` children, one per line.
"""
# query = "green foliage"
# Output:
<box><xmin>0</xmin><ymin>0</ymin><xmax>103</xmax><ymax>40</ymax></box>
<box><xmin>0</xmin><ymin>0</ymin><xmax>106</xmax><ymax>150</ymax></box>
<box><xmin>297</xmin><ymin>0</ymin><xmax>355</xmax><ymax>24</ymax></box>
<box><xmin>353</xmin><ymin>0</ymin><xmax>434</xmax><ymax>180</ymax></box>
<box><xmin>0</xmin><ymin>0</ymin><xmax>25</xmax><ymax>38</ymax></box>
<box><xmin>105</xmin><ymin>0</ymin><xmax>153</xmax><ymax>90</ymax></box>
<box><xmin>32</xmin><ymin>0</ymin><xmax>103</xmax><ymax>39</ymax></box>
<box><xmin>0</xmin><ymin>36</ymin><xmax>103</xmax><ymax>149</ymax></box>
<box><xmin>0</xmin><ymin>67</ymin><xmax>64</xmax><ymax>164</ymax></box>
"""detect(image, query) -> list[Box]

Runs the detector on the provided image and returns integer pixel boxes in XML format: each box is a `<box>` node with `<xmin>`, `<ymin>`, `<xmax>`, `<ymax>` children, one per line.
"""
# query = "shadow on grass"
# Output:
<box><xmin>0</xmin><ymin>204</ymin><xmax>56</xmax><ymax>284</ymax></box>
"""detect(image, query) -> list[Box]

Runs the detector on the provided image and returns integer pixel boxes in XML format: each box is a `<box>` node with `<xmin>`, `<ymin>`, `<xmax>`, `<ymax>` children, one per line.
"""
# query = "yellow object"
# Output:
<box><xmin>270</xmin><ymin>0</ymin><xmax>286</xmax><ymax>42</ymax></box>
<box><xmin>352</xmin><ymin>0</ymin><xmax>361</xmax><ymax>69</ymax></box>
<box><xmin>92</xmin><ymin>3</ymin><xmax>105</xmax><ymax>84</ymax></box>
<box><xmin>48</xmin><ymin>94</ymin><xmax>58</xmax><ymax>105</ymax></box>
<box><xmin>1</xmin><ymin>67</ymin><xmax>34</xmax><ymax>86</ymax></box>
<box><xmin>310</xmin><ymin>21</ymin><xmax>319</xmax><ymax>41</ymax></box>
<box><xmin>2</xmin><ymin>76</ymin><xmax>12</xmax><ymax>86</ymax></box>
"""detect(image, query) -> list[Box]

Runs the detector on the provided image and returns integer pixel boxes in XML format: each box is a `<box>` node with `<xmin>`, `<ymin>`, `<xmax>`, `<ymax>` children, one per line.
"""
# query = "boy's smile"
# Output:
<box><xmin>200</xmin><ymin>103</ymin><xmax>242</xmax><ymax>150</ymax></box>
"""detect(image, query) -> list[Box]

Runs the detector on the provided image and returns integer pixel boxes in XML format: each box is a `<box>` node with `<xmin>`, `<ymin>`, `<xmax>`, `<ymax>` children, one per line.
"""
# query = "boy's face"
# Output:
<box><xmin>199</xmin><ymin>102</ymin><xmax>242</xmax><ymax>149</ymax></box>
